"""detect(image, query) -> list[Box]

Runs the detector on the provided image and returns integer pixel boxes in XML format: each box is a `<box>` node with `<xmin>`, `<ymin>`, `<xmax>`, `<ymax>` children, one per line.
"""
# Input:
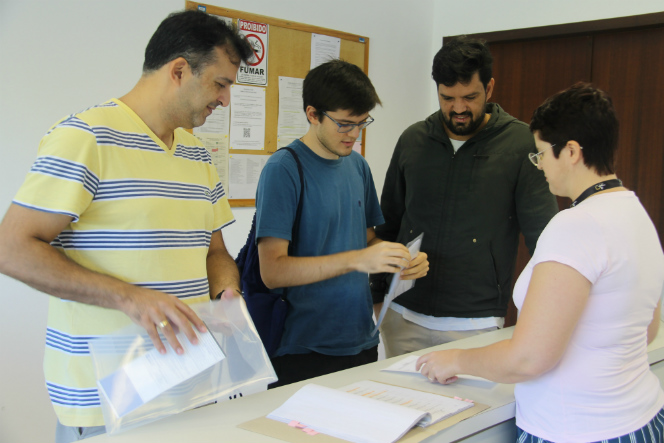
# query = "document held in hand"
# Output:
<box><xmin>372</xmin><ymin>233</ymin><xmax>424</xmax><ymax>336</ymax></box>
<box><xmin>267</xmin><ymin>380</ymin><xmax>474</xmax><ymax>443</ymax></box>
<box><xmin>381</xmin><ymin>355</ymin><xmax>497</xmax><ymax>388</ymax></box>
<box><xmin>97</xmin><ymin>328</ymin><xmax>225</xmax><ymax>418</ymax></box>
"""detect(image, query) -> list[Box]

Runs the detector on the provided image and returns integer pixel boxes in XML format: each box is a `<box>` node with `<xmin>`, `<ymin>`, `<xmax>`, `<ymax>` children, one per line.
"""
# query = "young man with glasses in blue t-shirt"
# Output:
<box><xmin>255</xmin><ymin>60</ymin><xmax>428</xmax><ymax>387</ymax></box>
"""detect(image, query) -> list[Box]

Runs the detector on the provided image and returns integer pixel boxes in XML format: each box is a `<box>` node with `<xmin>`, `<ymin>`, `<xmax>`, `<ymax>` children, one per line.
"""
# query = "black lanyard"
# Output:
<box><xmin>571</xmin><ymin>179</ymin><xmax>623</xmax><ymax>207</ymax></box>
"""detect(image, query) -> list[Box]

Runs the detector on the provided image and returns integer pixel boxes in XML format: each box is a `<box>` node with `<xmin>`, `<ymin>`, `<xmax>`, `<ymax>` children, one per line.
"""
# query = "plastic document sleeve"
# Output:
<box><xmin>89</xmin><ymin>296</ymin><xmax>277</xmax><ymax>435</ymax></box>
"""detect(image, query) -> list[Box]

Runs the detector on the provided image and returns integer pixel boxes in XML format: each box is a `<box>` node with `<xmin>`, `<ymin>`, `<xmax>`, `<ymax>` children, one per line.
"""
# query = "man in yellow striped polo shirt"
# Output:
<box><xmin>0</xmin><ymin>10</ymin><xmax>252</xmax><ymax>442</ymax></box>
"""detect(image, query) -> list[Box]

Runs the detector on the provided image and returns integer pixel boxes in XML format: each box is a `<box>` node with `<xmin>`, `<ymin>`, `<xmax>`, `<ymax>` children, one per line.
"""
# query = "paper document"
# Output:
<box><xmin>268</xmin><ymin>383</ymin><xmax>429</xmax><ymax>443</ymax></box>
<box><xmin>228</xmin><ymin>153</ymin><xmax>268</xmax><ymax>200</ymax></box>
<box><xmin>267</xmin><ymin>381</ymin><xmax>474</xmax><ymax>443</ymax></box>
<box><xmin>194</xmin><ymin>105</ymin><xmax>230</xmax><ymax>135</ymax></box>
<box><xmin>382</xmin><ymin>355</ymin><xmax>496</xmax><ymax>387</ymax></box>
<box><xmin>310</xmin><ymin>33</ymin><xmax>340</xmax><ymax>69</ymax></box>
<box><xmin>97</xmin><ymin>329</ymin><xmax>225</xmax><ymax>418</ymax></box>
<box><xmin>277</xmin><ymin>76</ymin><xmax>308</xmax><ymax>146</ymax></box>
<box><xmin>381</xmin><ymin>355</ymin><xmax>422</xmax><ymax>374</ymax></box>
<box><xmin>229</xmin><ymin>85</ymin><xmax>266</xmax><ymax>150</ymax></box>
<box><xmin>372</xmin><ymin>233</ymin><xmax>424</xmax><ymax>336</ymax></box>
<box><xmin>340</xmin><ymin>380</ymin><xmax>474</xmax><ymax>427</ymax></box>
<box><xmin>196</xmin><ymin>133</ymin><xmax>229</xmax><ymax>195</ymax></box>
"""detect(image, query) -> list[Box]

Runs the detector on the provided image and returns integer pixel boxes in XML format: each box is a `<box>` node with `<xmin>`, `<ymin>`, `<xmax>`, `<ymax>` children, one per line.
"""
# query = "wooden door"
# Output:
<box><xmin>592</xmin><ymin>26</ymin><xmax>664</xmax><ymax>246</ymax></box>
<box><xmin>488</xmin><ymin>35</ymin><xmax>593</xmax><ymax>326</ymax></box>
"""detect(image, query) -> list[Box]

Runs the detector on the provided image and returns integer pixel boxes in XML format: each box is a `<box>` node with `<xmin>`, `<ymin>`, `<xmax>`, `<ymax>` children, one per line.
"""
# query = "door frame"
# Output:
<box><xmin>443</xmin><ymin>11</ymin><xmax>664</xmax><ymax>44</ymax></box>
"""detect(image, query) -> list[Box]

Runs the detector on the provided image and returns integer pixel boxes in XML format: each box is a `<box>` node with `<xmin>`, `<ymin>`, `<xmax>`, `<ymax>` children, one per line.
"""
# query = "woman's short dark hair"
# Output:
<box><xmin>432</xmin><ymin>36</ymin><xmax>493</xmax><ymax>88</ymax></box>
<box><xmin>143</xmin><ymin>10</ymin><xmax>253</xmax><ymax>75</ymax></box>
<box><xmin>302</xmin><ymin>59</ymin><xmax>381</xmax><ymax>119</ymax></box>
<box><xmin>530</xmin><ymin>83</ymin><xmax>619</xmax><ymax>176</ymax></box>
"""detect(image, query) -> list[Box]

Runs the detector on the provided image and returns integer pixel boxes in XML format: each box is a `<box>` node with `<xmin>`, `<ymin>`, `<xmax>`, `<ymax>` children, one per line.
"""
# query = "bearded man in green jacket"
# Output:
<box><xmin>371</xmin><ymin>36</ymin><xmax>559</xmax><ymax>358</ymax></box>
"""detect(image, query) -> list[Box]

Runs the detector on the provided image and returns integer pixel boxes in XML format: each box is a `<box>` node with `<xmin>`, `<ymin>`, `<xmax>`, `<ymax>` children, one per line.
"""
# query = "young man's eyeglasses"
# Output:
<box><xmin>322</xmin><ymin>111</ymin><xmax>374</xmax><ymax>133</ymax></box>
<box><xmin>528</xmin><ymin>144</ymin><xmax>555</xmax><ymax>167</ymax></box>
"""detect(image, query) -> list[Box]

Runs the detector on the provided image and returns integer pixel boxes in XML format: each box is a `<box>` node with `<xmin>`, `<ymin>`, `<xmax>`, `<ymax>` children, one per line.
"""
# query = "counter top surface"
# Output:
<box><xmin>87</xmin><ymin>322</ymin><xmax>664</xmax><ymax>443</ymax></box>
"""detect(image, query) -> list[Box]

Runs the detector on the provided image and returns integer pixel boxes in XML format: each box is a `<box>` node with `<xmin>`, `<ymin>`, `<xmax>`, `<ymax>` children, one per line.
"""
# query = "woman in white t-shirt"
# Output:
<box><xmin>417</xmin><ymin>83</ymin><xmax>664</xmax><ymax>443</ymax></box>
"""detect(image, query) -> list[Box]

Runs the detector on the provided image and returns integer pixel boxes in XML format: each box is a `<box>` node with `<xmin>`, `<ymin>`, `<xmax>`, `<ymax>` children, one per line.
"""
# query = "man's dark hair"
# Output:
<box><xmin>143</xmin><ymin>10</ymin><xmax>253</xmax><ymax>75</ymax></box>
<box><xmin>530</xmin><ymin>82</ymin><xmax>619</xmax><ymax>176</ymax></box>
<box><xmin>432</xmin><ymin>36</ymin><xmax>493</xmax><ymax>88</ymax></box>
<box><xmin>302</xmin><ymin>59</ymin><xmax>381</xmax><ymax>119</ymax></box>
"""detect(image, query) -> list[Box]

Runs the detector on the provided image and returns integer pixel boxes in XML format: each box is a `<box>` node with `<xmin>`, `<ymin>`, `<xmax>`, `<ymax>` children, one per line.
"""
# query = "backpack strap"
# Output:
<box><xmin>281</xmin><ymin>147</ymin><xmax>305</xmax><ymax>255</ymax></box>
<box><xmin>279</xmin><ymin>147</ymin><xmax>305</xmax><ymax>300</ymax></box>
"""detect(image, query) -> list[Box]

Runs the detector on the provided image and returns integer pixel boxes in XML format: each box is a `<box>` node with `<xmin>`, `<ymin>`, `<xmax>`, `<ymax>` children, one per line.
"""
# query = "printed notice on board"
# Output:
<box><xmin>237</xmin><ymin>19</ymin><xmax>268</xmax><ymax>86</ymax></box>
<box><xmin>196</xmin><ymin>133</ymin><xmax>229</xmax><ymax>194</ymax></box>
<box><xmin>230</xmin><ymin>85</ymin><xmax>266</xmax><ymax>150</ymax></box>
<box><xmin>311</xmin><ymin>33</ymin><xmax>341</xmax><ymax>69</ymax></box>
<box><xmin>228</xmin><ymin>154</ymin><xmax>268</xmax><ymax>200</ymax></box>
<box><xmin>194</xmin><ymin>103</ymin><xmax>231</xmax><ymax>193</ymax></box>
<box><xmin>277</xmin><ymin>76</ymin><xmax>308</xmax><ymax>149</ymax></box>
<box><xmin>194</xmin><ymin>105</ymin><xmax>230</xmax><ymax>136</ymax></box>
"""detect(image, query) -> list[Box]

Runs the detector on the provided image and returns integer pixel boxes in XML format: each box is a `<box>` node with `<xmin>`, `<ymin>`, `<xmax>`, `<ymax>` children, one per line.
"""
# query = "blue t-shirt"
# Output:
<box><xmin>255</xmin><ymin>140</ymin><xmax>384</xmax><ymax>356</ymax></box>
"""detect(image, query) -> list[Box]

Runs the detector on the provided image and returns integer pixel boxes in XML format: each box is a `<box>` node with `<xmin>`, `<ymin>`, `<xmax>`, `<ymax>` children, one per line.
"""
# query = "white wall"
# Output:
<box><xmin>0</xmin><ymin>4</ymin><xmax>182</xmax><ymax>443</ymax></box>
<box><xmin>0</xmin><ymin>1</ymin><xmax>434</xmax><ymax>442</ymax></box>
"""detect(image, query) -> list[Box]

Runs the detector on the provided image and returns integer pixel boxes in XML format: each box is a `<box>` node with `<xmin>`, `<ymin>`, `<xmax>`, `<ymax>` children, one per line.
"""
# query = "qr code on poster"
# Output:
<box><xmin>243</xmin><ymin>128</ymin><xmax>251</xmax><ymax>138</ymax></box>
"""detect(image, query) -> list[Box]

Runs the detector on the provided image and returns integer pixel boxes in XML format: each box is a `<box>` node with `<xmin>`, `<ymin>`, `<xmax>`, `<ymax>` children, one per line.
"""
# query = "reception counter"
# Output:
<box><xmin>87</xmin><ymin>322</ymin><xmax>664</xmax><ymax>443</ymax></box>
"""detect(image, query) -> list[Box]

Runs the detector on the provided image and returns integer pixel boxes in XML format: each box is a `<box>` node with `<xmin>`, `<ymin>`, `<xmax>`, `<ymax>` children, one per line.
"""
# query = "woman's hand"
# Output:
<box><xmin>416</xmin><ymin>350</ymin><xmax>461</xmax><ymax>385</ymax></box>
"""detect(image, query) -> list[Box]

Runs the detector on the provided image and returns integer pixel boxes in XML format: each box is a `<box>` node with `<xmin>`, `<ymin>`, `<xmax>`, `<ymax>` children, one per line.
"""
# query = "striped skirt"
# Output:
<box><xmin>516</xmin><ymin>407</ymin><xmax>664</xmax><ymax>443</ymax></box>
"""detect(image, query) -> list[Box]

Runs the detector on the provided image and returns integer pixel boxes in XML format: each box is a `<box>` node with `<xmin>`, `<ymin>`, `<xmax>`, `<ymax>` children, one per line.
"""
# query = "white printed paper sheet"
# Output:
<box><xmin>230</xmin><ymin>85</ymin><xmax>266</xmax><ymax>150</ymax></box>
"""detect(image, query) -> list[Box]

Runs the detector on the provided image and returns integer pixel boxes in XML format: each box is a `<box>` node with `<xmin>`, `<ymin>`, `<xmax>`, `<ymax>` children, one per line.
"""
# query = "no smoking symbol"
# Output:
<box><xmin>246</xmin><ymin>34</ymin><xmax>265</xmax><ymax>66</ymax></box>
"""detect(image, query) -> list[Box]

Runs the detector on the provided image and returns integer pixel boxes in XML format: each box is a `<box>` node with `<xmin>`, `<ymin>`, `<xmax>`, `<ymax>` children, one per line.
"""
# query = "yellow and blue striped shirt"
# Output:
<box><xmin>13</xmin><ymin>99</ymin><xmax>234</xmax><ymax>426</ymax></box>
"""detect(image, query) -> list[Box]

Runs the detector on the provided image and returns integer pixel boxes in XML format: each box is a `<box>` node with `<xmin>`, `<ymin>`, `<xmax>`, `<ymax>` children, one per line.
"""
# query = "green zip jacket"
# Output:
<box><xmin>371</xmin><ymin>103</ymin><xmax>559</xmax><ymax>318</ymax></box>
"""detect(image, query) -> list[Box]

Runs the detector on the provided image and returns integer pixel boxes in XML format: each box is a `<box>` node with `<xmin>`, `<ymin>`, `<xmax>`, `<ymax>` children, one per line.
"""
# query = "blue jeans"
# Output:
<box><xmin>55</xmin><ymin>421</ymin><xmax>106</xmax><ymax>443</ymax></box>
<box><xmin>516</xmin><ymin>406</ymin><xmax>664</xmax><ymax>443</ymax></box>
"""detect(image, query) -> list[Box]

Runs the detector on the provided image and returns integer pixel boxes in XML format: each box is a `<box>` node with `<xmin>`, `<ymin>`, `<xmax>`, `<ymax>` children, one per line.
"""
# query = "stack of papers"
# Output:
<box><xmin>267</xmin><ymin>381</ymin><xmax>474</xmax><ymax>443</ymax></box>
<box><xmin>340</xmin><ymin>380</ymin><xmax>474</xmax><ymax>427</ymax></box>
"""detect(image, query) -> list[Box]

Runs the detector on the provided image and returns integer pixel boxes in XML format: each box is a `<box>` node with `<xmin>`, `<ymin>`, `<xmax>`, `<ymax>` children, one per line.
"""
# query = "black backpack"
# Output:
<box><xmin>235</xmin><ymin>147</ymin><xmax>304</xmax><ymax>357</ymax></box>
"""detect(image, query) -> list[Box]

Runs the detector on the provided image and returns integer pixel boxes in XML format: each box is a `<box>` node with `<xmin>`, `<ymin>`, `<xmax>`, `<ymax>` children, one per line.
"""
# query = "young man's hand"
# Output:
<box><xmin>352</xmin><ymin>241</ymin><xmax>411</xmax><ymax>274</ymax></box>
<box><xmin>401</xmin><ymin>251</ymin><xmax>429</xmax><ymax>280</ymax></box>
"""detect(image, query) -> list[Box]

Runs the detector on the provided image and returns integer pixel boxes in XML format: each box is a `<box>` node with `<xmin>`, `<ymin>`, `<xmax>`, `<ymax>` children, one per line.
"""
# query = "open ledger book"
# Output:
<box><xmin>267</xmin><ymin>380</ymin><xmax>474</xmax><ymax>443</ymax></box>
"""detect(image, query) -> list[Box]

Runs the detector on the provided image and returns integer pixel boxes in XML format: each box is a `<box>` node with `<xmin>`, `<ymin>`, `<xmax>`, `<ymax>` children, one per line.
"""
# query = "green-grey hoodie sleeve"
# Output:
<box><xmin>514</xmin><ymin>140</ymin><xmax>559</xmax><ymax>255</ymax></box>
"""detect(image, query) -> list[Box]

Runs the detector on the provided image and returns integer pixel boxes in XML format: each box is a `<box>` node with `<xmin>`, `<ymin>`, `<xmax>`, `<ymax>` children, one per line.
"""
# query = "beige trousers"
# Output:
<box><xmin>380</xmin><ymin>308</ymin><xmax>499</xmax><ymax>358</ymax></box>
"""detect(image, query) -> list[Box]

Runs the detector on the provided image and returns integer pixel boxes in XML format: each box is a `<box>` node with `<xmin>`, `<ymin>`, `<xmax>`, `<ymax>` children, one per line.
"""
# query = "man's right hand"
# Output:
<box><xmin>352</xmin><ymin>241</ymin><xmax>411</xmax><ymax>274</ymax></box>
<box><xmin>120</xmin><ymin>288</ymin><xmax>208</xmax><ymax>355</ymax></box>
